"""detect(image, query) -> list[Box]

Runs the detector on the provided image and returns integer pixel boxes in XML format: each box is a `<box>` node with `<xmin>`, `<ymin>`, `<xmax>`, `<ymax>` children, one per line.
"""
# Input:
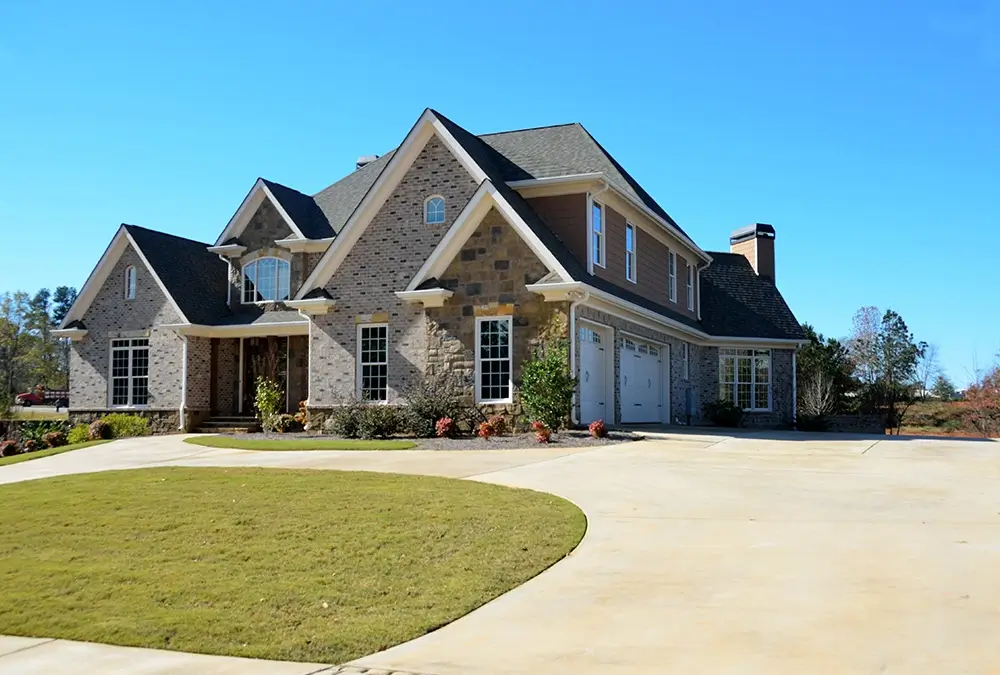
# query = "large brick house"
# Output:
<box><xmin>55</xmin><ymin>109</ymin><xmax>805</xmax><ymax>432</ymax></box>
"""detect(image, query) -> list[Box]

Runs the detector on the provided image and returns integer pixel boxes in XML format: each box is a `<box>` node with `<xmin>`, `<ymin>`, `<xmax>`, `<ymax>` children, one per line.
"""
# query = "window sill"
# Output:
<box><xmin>108</xmin><ymin>405</ymin><xmax>150</xmax><ymax>410</ymax></box>
<box><xmin>477</xmin><ymin>398</ymin><xmax>513</xmax><ymax>405</ymax></box>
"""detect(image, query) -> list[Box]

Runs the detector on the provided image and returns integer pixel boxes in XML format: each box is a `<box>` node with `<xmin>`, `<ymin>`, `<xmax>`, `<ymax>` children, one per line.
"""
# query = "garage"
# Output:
<box><xmin>619</xmin><ymin>337</ymin><xmax>664</xmax><ymax>423</ymax></box>
<box><xmin>578</xmin><ymin>324</ymin><xmax>609</xmax><ymax>424</ymax></box>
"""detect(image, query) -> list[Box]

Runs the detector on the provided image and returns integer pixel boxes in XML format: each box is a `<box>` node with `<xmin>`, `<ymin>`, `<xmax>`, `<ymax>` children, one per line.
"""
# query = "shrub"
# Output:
<box><xmin>67</xmin><ymin>424</ymin><xmax>90</xmax><ymax>444</ymax></box>
<box><xmin>357</xmin><ymin>405</ymin><xmax>403</xmax><ymax>440</ymax></box>
<box><xmin>477</xmin><ymin>421</ymin><xmax>496</xmax><ymax>439</ymax></box>
<box><xmin>520</xmin><ymin>341</ymin><xmax>576</xmax><ymax>431</ymax></box>
<box><xmin>796</xmin><ymin>414</ymin><xmax>829</xmax><ymax>432</ymax></box>
<box><xmin>23</xmin><ymin>439</ymin><xmax>38</xmax><ymax>452</ymax></box>
<box><xmin>435</xmin><ymin>417</ymin><xmax>457</xmax><ymax>438</ymax></box>
<box><xmin>532</xmin><ymin>421</ymin><xmax>552</xmax><ymax>444</ymax></box>
<box><xmin>488</xmin><ymin>414</ymin><xmax>508</xmax><ymax>436</ymax></box>
<box><xmin>43</xmin><ymin>431</ymin><xmax>67</xmax><ymax>448</ymax></box>
<box><xmin>588</xmin><ymin>419</ymin><xmax>607</xmax><ymax>438</ymax></box>
<box><xmin>705</xmin><ymin>399</ymin><xmax>743</xmax><ymax>428</ymax></box>
<box><xmin>102</xmin><ymin>413</ymin><xmax>149</xmax><ymax>438</ymax></box>
<box><xmin>88</xmin><ymin>419</ymin><xmax>112</xmax><ymax>440</ymax></box>
<box><xmin>293</xmin><ymin>400</ymin><xmax>308</xmax><ymax>427</ymax></box>
<box><xmin>0</xmin><ymin>440</ymin><xmax>19</xmax><ymax>457</ymax></box>
<box><xmin>19</xmin><ymin>420</ymin><xmax>67</xmax><ymax>446</ymax></box>
<box><xmin>255</xmin><ymin>376</ymin><xmax>285</xmax><ymax>433</ymax></box>
<box><xmin>403</xmin><ymin>376</ymin><xmax>469</xmax><ymax>437</ymax></box>
<box><xmin>273</xmin><ymin>414</ymin><xmax>298</xmax><ymax>433</ymax></box>
<box><xmin>324</xmin><ymin>399</ymin><xmax>364</xmax><ymax>438</ymax></box>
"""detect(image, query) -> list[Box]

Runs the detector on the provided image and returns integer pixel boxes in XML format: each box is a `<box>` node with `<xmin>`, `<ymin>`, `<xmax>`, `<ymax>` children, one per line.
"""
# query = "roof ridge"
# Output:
<box><xmin>123</xmin><ymin>223</ymin><xmax>211</xmax><ymax>247</ymax></box>
<box><xmin>478</xmin><ymin>122</ymin><xmax>581</xmax><ymax>137</ymax></box>
<box><xmin>310</xmin><ymin>150</ymin><xmax>392</xmax><ymax>199</ymax></box>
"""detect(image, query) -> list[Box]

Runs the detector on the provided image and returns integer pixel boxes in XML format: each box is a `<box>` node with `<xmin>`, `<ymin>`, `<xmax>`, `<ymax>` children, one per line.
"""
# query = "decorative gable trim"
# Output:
<box><xmin>60</xmin><ymin>226</ymin><xmax>189</xmax><ymax>328</ymax></box>
<box><xmin>405</xmin><ymin>180</ymin><xmax>572</xmax><ymax>292</ymax></box>
<box><xmin>213</xmin><ymin>178</ymin><xmax>306</xmax><ymax>246</ymax></box>
<box><xmin>275</xmin><ymin>236</ymin><xmax>335</xmax><ymax>253</ymax></box>
<box><xmin>295</xmin><ymin>109</ymin><xmax>489</xmax><ymax>299</ymax></box>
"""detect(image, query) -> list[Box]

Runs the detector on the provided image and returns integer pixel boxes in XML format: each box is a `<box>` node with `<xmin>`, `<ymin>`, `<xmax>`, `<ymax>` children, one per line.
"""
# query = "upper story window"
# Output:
<box><xmin>424</xmin><ymin>196</ymin><xmax>446</xmax><ymax>224</ymax></box>
<box><xmin>591</xmin><ymin>201</ymin><xmax>605</xmax><ymax>268</ymax></box>
<box><xmin>668</xmin><ymin>251</ymin><xmax>677</xmax><ymax>302</ymax></box>
<box><xmin>625</xmin><ymin>223</ymin><xmax>637</xmax><ymax>283</ymax></box>
<box><xmin>242</xmin><ymin>257</ymin><xmax>290</xmax><ymax>303</ymax></box>
<box><xmin>124</xmin><ymin>266</ymin><xmax>136</xmax><ymax>300</ymax></box>
<box><xmin>686</xmin><ymin>263</ymin><xmax>695</xmax><ymax>311</ymax></box>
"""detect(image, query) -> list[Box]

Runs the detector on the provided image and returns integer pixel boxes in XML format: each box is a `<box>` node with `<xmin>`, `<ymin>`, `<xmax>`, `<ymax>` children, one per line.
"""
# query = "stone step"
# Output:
<box><xmin>193</xmin><ymin>427</ymin><xmax>258</xmax><ymax>435</ymax></box>
<box><xmin>207</xmin><ymin>416</ymin><xmax>259</xmax><ymax>423</ymax></box>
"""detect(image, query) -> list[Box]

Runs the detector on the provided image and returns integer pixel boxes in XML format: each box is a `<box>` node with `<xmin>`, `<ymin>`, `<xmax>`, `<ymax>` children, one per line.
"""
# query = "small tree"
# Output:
<box><xmin>519</xmin><ymin>340</ymin><xmax>576</xmax><ymax>431</ymax></box>
<box><xmin>930</xmin><ymin>374</ymin><xmax>958</xmax><ymax>401</ymax></box>
<box><xmin>254</xmin><ymin>376</ymin><xmax>285</xmax><ymax>432</ymax></box>
<box><xmin>964</xmin><ymin>366</ymin><xmax>1000</xmax><ymax>437</ymax></box>
<box><xmin>915</xmin><ymin>344</ymin><xmax>941</xmax><ymax>400</ymax></box>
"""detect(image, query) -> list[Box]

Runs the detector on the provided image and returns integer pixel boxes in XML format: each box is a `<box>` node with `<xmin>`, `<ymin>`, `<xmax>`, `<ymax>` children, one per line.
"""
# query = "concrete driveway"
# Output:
<box><xmin>1</xmin><ymin>432</ymin><xmax>998</xmax><ymax>674</ymax></box>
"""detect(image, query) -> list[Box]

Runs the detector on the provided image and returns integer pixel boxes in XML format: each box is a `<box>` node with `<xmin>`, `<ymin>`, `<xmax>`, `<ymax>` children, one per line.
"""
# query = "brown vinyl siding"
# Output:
<box><xmin>526</xmin><ymin>194</ymin><xmax>587</xmax><ymax>268</ymax></box>
<box><xmin>596</xmin><ymin>204</ymin><xmax>627</xmax><ymax>281</ymax></box>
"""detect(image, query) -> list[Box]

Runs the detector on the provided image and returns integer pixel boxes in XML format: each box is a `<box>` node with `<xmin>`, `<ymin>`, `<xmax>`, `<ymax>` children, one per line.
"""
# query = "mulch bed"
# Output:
<box><xmin>218</xmin><ymin>429</ymin><xmax>640</xmax><ymax>450</ymax></box>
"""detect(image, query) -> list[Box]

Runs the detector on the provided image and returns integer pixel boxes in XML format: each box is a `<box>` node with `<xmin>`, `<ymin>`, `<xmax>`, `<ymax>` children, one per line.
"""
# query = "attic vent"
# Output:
<box><xmin>356</xmin><ymin>155</ymin><xmax>379</xmax><ymax>170</ymax></box>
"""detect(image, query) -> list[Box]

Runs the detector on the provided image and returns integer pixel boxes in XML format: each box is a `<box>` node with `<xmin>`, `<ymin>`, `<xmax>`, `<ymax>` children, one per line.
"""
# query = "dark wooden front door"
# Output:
<box><xmin>242</xmin><ymin>336</ymin><xmax>289</xmax><ymax>414</ymax></box>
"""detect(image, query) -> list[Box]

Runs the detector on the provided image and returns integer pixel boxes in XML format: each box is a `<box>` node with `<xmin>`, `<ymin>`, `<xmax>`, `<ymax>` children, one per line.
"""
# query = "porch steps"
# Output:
<box><xmin>194</xmin><ymin>416</ymin><xmax>261</xmax><ymax>434</ymax></box>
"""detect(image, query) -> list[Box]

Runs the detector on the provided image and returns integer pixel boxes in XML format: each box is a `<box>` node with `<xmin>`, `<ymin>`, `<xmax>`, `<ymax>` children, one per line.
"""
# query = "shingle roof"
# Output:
<box><xmin>312</xmin><ymin>152</ymin><xmax>393</xmax><ymax>234</ymax></box>
<box><xmin>260</xmin><ymin>179</ymin><xmax>333</xmax><ymax>240</ymax></box>
<box><xmin>123</xmin><ymin>225</ymin><xmax>232</xmax><ymax>325</ymax></box>
<box><xmin>699</xmin><ymin>252</ymin><xmax>805</xmax><ymax>339</ymax></box>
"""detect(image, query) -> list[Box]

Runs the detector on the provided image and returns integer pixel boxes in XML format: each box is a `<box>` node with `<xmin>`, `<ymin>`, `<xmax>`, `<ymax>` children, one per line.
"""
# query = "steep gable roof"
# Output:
<box><xmin>311</xmin><ymin>152</ymin><xmax>393</xmax><ymax>234</ymax></box>
<box><xmin>259</xmin><ymin>179</ymin><xmax>332</xmax><ymax>239</ymax></box>
<box><xmin>699</xmin><ymin>252</ymin><xmax>805</xmax><ymax>340</ymax></box>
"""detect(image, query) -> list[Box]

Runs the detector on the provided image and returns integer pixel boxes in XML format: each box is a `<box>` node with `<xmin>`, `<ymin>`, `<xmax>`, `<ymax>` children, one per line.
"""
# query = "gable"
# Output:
<box><xmin>240</xmin><ymin>199</ymin><xmax>294</xmax><ymax>251</ymax></box>
<box><xmin>83</xmin><ymin>243</ymin><xmax>185</xmax><ymax>329</ymax></box>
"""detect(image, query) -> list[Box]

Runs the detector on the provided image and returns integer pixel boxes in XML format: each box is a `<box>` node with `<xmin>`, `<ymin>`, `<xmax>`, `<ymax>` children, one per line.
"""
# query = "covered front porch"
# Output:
<box><xmin>210</xmin><ymin>335</ymin><xmax>308</xmax><ymax>416</ymax></box>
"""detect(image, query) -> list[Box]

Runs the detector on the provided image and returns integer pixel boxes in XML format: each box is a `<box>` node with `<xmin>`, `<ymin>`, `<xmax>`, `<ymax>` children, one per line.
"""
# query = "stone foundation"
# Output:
<box><xmin>68</xmin><ymin>408</ymin><xmax>209</xmax><ymax>434</ymax></box>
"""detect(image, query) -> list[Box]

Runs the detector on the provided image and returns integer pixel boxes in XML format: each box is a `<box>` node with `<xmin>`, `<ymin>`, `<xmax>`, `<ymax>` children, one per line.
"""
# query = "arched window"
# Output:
<box><xmin>124</xmin><ymin>266</ymin><xmax>136</xmax><ymax>300</ymax></box>
<box><xmin>242</xmin><ymin>257</ymin><xmax>290</xmax><ymax>303</ymax></box>
<box><xmin>424</xmin><ymin>196</ymin><xmax>445</xmax><ymax>224</ymax></box>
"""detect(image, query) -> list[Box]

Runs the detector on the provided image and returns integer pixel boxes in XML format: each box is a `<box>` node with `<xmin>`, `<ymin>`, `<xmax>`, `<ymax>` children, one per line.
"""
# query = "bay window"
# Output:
<box><xmin>719</xmin><ymin>348</ymin><xmax>771</xmax><ymax>411</ymax></box>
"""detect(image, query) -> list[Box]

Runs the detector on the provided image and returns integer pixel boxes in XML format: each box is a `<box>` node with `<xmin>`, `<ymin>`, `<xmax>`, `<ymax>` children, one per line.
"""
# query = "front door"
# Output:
<box><xmin>241</xmin><ymin>336</ymin><xmax>288</xmax><ymax>414</ymax></box>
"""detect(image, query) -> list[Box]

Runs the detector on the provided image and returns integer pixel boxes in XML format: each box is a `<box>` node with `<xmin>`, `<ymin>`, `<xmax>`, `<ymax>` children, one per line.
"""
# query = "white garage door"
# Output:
<box><xmin>620</xmin><ymin>337</ymin><xmax>662</xmax><ymax>423</ymax></box>
<box><xmin>579</xmin><ymin>326</ymin><xmax>607</xmax><ymax>424</ymax></box>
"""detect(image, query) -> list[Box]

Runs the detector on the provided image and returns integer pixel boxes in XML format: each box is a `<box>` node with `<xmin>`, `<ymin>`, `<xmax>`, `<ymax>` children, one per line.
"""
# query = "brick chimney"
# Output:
<box><xmin>729</xmin><ymin>223</ymin><xmax>776</xmax><ymax>282</ymax></box>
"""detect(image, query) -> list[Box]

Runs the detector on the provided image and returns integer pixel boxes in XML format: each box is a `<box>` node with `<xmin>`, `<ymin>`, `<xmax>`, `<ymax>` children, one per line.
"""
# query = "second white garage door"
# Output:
<box><xmin>620</xmin><ymin>337</ymin><xmax>662</xmax><ymax>423</ymax></box>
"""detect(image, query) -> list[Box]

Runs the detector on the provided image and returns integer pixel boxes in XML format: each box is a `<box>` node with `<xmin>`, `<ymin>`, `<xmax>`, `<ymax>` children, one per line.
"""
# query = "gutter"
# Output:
<box><xmin>179</xmin><ymin>334</ymin><xmax>188</xmax><ymax>431</ymax></box>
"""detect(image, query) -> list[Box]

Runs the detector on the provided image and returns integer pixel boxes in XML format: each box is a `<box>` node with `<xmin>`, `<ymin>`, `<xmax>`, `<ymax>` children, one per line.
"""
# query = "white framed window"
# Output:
<box><xmin>686</xmin><ymin>264</ymin><xmax>694</xmax><ymax>311</ymax></box>
<box><xmin>124</xmin><ymin>266</ymin><xmax>136</xmax><ymax>300</ymax></box>
<box><xmin>682</xmin><ymin>343</ymin><xmax>690</xmax><ymax>380</ymax></box>
<box><xmin>242</xmin><ymin>257</ymin><xmax>290</xmax><ymax>303</ymax></box>
<box><xmin>625</xmin><ymin>223</ymin><xmax>637</xmax><ymax>283</ymax></box>
<box><xmin>476</xmin><ymin>316</ymin><xmax>512</xmax><ymax>403</ymax></box>
<box><xmin>719</xmin><ymin>348</ymin><xmax>771</xmax><ymax>411</ymax></box>
<box><xmin>668</xmin><ymin>251</ymin><xmax>677</xmax><ymax>303</ymax></box>
<box><xmin>591</xmin><ymin>200</ymin><xmax>605</xmax><ymax>268</ymax></box>
<box><xmin>424</xmin><ymin>196</ymin><xmax>446</xmax><ymax>224</ymax></box>
<box><xmin>357</xmin><ymin>324</ymin><xmax>388</xmax><ymax>401</ymax></box>
<box><xmin>109</xmin><ymin>338</ymin><xmax>149</xmax><ymax>407</ymax></box>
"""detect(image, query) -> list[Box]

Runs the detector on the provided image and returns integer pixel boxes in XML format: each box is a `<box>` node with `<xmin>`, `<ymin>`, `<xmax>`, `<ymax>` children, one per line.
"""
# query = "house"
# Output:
<box><xmin>54</xmin><ymin>109</ymin><xmax>805</xmax><ymax>433</ymax></box>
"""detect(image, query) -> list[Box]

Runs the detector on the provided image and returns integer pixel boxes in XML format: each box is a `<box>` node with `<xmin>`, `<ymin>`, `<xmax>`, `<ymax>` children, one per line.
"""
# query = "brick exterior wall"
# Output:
<box><xmin>308</xmin><ymin>135</ymin><xmax>478</xmax><ymax>406</ymax></box>
<box><xmin>287</xmin><ymin>336</ymin><xmax>308</xmax><ymax>411</ymax></box>
<box><xmin>212</xmin><ymin>338</ymin><xmax>239</xmax><ymax>414</ymax></box>
<box><xmin>185</xmin><ymin>336</ymin><xmax>212</xmax><ymax>412</ymax></box>
<box><xmin>425</xmin><ymin>209</ymin><xmax>569</xmax><ymax>415</ymax></box>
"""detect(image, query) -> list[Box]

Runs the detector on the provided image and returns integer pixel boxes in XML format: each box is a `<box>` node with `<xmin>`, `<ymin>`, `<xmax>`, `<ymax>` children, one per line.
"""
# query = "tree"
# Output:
<box><xmin>915</xmin><ymin>344</ymin><xmax>941</xmax><ymax>400</ymax></box>
<box><xmin>0</xmin><ymin>292</ymin><xmax>33</xmax><ymax>407</ymax></box>
<box><xmin>931</xmin><ymin>374</ymin><xmax>958</xmax><ymax>401</ymax></box>
<box><xmin>796</xmin><ymin>323</ymin><xmax>856</xmax><ymax>416</ymax></box>
<box><xmin>52</xmin><ymin>286</ymin><xmax>77</xmax><ymax>326</ymax></box>
<box><xmin>964</xmin><ymin>366</ymin><xmax>1000</xmax><ymax>437</ymax></box>
<box><xmin>848</xmin><ymin>308</ymin><xmax>926</xmax><ymax>433</ymax></box>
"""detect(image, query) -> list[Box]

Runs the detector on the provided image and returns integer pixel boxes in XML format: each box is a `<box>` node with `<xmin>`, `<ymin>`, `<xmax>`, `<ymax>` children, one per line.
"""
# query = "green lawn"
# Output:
<box><xmin>0</xmin><ymin>468</ymin><xmax>585</xmax><ymax>663</ymax></box>
<box><xmin>0</xmin><ymin>440</ymin><xmax>111</xmax><ymax>467</ymax></box>
<box><xmin>184</xmin><ymin>436</ymin><xmax>417</xmax><ymax>451</ymax></box>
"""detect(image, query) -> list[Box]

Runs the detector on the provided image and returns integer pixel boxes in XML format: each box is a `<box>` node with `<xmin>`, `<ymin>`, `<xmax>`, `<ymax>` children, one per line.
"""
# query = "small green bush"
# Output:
<box><xmin>19</xmin><ymin>420</ymin><xmax>67</xmax><ymax>446</ymax></box>
<box><xmin>67</xmin><ymin>424</ymin><xmax>90</xmax><ymax>444</ymax></box>
<box><xmin>273</xmin><ymin>414</ymin><xmax>298</xmax><ymax>433</ymax></box>
<box><xmin>520</xmin><ymin>341</ymin><xmax>576</xmax><ymax>431</ymax></box>
<box><xmin>255</xmin><ymin>376</ymin><xmax>285</xmax><ymax>433</ymax></box>
<box><xmin>403</xmin><ymin>377</ymin><xmax>469</xmax><ymax>438</ymax></box>
<box><xmin>705</xmin><ymin>399</ymin><xmax>744</xmax><ymax>427</ymax></box>
<box><xmin>101</xmin><ymin>413</ymin><xmax>149</xmax><ymax>438</ymax></box>
<box><xmin>88</xmin><ymin>419</ymin><xmax>112</xmax><ymax>440</ymax></box>
<box><xmin>324</xmin><ymin>400</ymin><xmax>363</xmax><ymax>438</ymax></box>
<box><xmin>357</xmin><ymin>405</ymin><xmax>403</xmax><ymax>440</ymax></box>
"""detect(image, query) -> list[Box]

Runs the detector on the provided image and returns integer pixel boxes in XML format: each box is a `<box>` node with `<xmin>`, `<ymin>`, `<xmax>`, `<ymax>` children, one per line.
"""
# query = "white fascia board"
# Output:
<box><xmin>394</xmin><ymin>288</ymin><xmax>454</xmax><ymax>308</ymax></box>
<box><xmin>583</xmin><ymin>288</ymin><xmax>708</xmax><ymax>341</ymax></box>
<box><xmin>707</xmin><ymin>336</ymin><xmax>808</xmax><ymax>348</ymax></box>
<box><xmin>258</xmin><ymin>183</ymin><xmax>306</xmax><ymax>239</ymax></box>
<box><xmin>51</xmin><ymin>328</ymin><xmax>88</xmax><ymax>341</ymax></box>
<box><xmin>166</xmin><ymin>321</ymin><xmax>310</xmax><ymax>338</ymax></box>
<box><xmin>275</xmin><ymin>236</ymin><xmax>335</xmax><ymax>253</ymax></box>
<box><xmin>507</xmin><ymin>173</ymin><xmax>604</xmax><ymax>188</ymax></box>
<box><xmin>60</xmin><ymin>226</ymin><xmax>189</xmax><ymax>327</ymax></box>
<box><xmin>214</xmin><ymin>179</ymin><xmax>305</xmax><ymax>247</ymax></box>
<box><xmin>525</xmin><ymin>281</ymin><xmax>586</xmax><ymax>302</ymax></box>
<box><xmin>284</xmin><ymin>298</ymin><xmax>337</xmax><ymax>315</ymax></box>
<box><xmin>206</xmin><ymin>244</ymin><xmax>247</xmax><ymax>257</ymax></box>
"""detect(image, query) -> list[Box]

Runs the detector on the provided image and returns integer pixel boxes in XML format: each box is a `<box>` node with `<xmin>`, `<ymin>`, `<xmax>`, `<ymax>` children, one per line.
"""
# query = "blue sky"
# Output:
<box><xmin>1</xmin><ymin>0</ymin><xmax>997</xmax><ymax>384</ymax></box>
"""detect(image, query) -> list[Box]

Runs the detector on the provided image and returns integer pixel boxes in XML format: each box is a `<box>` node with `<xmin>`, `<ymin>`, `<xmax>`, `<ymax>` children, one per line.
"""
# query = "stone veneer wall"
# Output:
<box><xmin>424</xmin><ymin>209</ymin><xmax>568</xmax><ymax>417</ymax></box>
<box><xmin>308</xmin><ymin>135</ymin><xmax>478</xmax><ymax>409</ymax></box>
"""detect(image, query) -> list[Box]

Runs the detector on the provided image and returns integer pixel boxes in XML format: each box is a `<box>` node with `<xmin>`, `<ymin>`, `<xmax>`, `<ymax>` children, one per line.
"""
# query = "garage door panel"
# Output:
<box><xmin>579</xmin><ymin>326</ymin><xmax>607</xmax><ymax>424</ymax></box>
<box><xmin>620</xmin><ymin>337</ymin><xmax>661</xmax><ymax>424</ymax></box>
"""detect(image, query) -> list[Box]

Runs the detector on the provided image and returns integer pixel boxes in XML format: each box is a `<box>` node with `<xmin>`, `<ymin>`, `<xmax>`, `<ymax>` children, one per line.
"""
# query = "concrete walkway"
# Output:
<box><xmin>1</xmin><ymin>432</ymin><xmax>999</xmax><ymax>674</ymax></box>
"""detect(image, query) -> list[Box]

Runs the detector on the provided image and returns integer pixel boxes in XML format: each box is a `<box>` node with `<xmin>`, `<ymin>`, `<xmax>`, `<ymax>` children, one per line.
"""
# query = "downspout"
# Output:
<box><xmin>179</xmin><ymin>333</ymin><xmax>189</xmax><ymax>431</ymax></box>
<box><xmin>791</xmin><ymin>349</ymin><xmax>798</xmax><ymax>428</ymax></box>
<box><xmin>218</xmin><ymin>255</ymin><xmax>232</xmax><ymax>307</ymax></box>
<box><xmin>568</xmin><ymin>290</ymin><xmax>591</xmax><ymax>426</ymax></box>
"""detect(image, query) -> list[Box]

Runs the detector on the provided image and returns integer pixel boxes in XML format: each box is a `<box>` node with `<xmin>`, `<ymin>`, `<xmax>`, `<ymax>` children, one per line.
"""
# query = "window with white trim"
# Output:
<box><xmin>625</xmin><ymin>223</ymin><xmax>637</xmax><ymax>283</ymax></box>
<box><xmin>242</xmin><ymin>257</ymin><xmax>290</xmax><ymax>303</ymax></box>
<box><xmin>686</xmin><ymin>264</ymin><xmax>694</xmax><ymax>311</ymax></box>
<box><xmin>591</xmin><ymin>200</ymin><xmax>605</xmax><ymax>268</ymax></box>
<box><xmin>682</xmin><ymin>343</ymin><xmax>690</xmax><ymax>380</ymax></box>
<box><xmin>476</xmin><ymin>317</ymin><xmax>512</xmax><ymax>403</ymax></box>
<box><xmin>424</xmin><ymin>196</ymin><xmax>445</xmax><ymax>225</ymax></box>
<box><xmin>357</xmin><ymin>324</ymin><xmax>388</xmax><ymax>401</ymax></box>
<box><xmin>110</xmin><ymin>338</ymin><xmax>149</xmax><ymax>407</ymax></box>
<box><xmin>124</xmin><ymin>266</ymin><xmax>136</xmax><ymax>300</ymax></box>
<box><xmin>668</xmin><ymin>251</ymin><xmax>677</xmax><ymax>302</ymax></box>
<box><xmin>719</xmin><ymin>348</ymin><xmax>771</xmax><ymax>411</ymax></box>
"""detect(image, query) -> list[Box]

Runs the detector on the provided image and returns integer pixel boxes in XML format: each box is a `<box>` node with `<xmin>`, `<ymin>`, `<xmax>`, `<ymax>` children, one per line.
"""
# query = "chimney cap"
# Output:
<box><xmin>355</xmin><ymin>155</ymin><xmax>379</xmax><ymax>170</ymax></box>
<box><xmin>729</xmin><ymin>222</ymin><xmax>775</xmax><ymax>244</ymax></box>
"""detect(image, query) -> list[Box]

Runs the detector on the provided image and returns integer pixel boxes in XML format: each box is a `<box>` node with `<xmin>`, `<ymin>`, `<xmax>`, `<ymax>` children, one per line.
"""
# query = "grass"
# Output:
<box><xmin>0</xmin><ymin>467</ymin><xmax>585</xmax><ymax>663</ymax></box>
<box><xmin>183</xmin><ymin>436</ymin><xmax>417</xmax><ymax>451</ymax></box>
<box><xmin>0</xmin><ymin>440</ymin><xmax>111</xmax><ymax>467</ymax></box>
<box><xmin>2</xmin><ymin>410</ymin><xmax>69</xmax><ymax>421</ymax></box>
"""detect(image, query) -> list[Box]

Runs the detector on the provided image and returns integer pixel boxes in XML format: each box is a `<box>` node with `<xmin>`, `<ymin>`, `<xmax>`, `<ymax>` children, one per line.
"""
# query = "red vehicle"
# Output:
<box><xmin>15</xmin><ymin>389</ymin><xmax>69</xmax><ymax>409</ymax></box>
<box><xmin>15</xmin><ymin>392</ymin><xmax>44</xmax><ymax>406</ymax></box>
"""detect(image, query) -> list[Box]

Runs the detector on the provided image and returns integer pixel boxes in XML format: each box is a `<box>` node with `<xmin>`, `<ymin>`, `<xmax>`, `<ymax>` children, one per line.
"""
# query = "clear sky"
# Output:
<box><xmin>1</xmin><ymin>0</ymin><xmax>997</xmax><ymax>384</ymax></box>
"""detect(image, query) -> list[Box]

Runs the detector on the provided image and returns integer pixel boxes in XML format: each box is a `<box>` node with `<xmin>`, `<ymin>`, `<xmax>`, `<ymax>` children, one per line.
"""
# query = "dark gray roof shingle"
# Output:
<box><xmin>312</xmin><ymin>152</ymin><xmax>393</xmax><ymax>234</ymax></box>
<box><xmin>260</xmin><ymin>179</ymin><xmax>333</xmax><ymax>240</ymax></box>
